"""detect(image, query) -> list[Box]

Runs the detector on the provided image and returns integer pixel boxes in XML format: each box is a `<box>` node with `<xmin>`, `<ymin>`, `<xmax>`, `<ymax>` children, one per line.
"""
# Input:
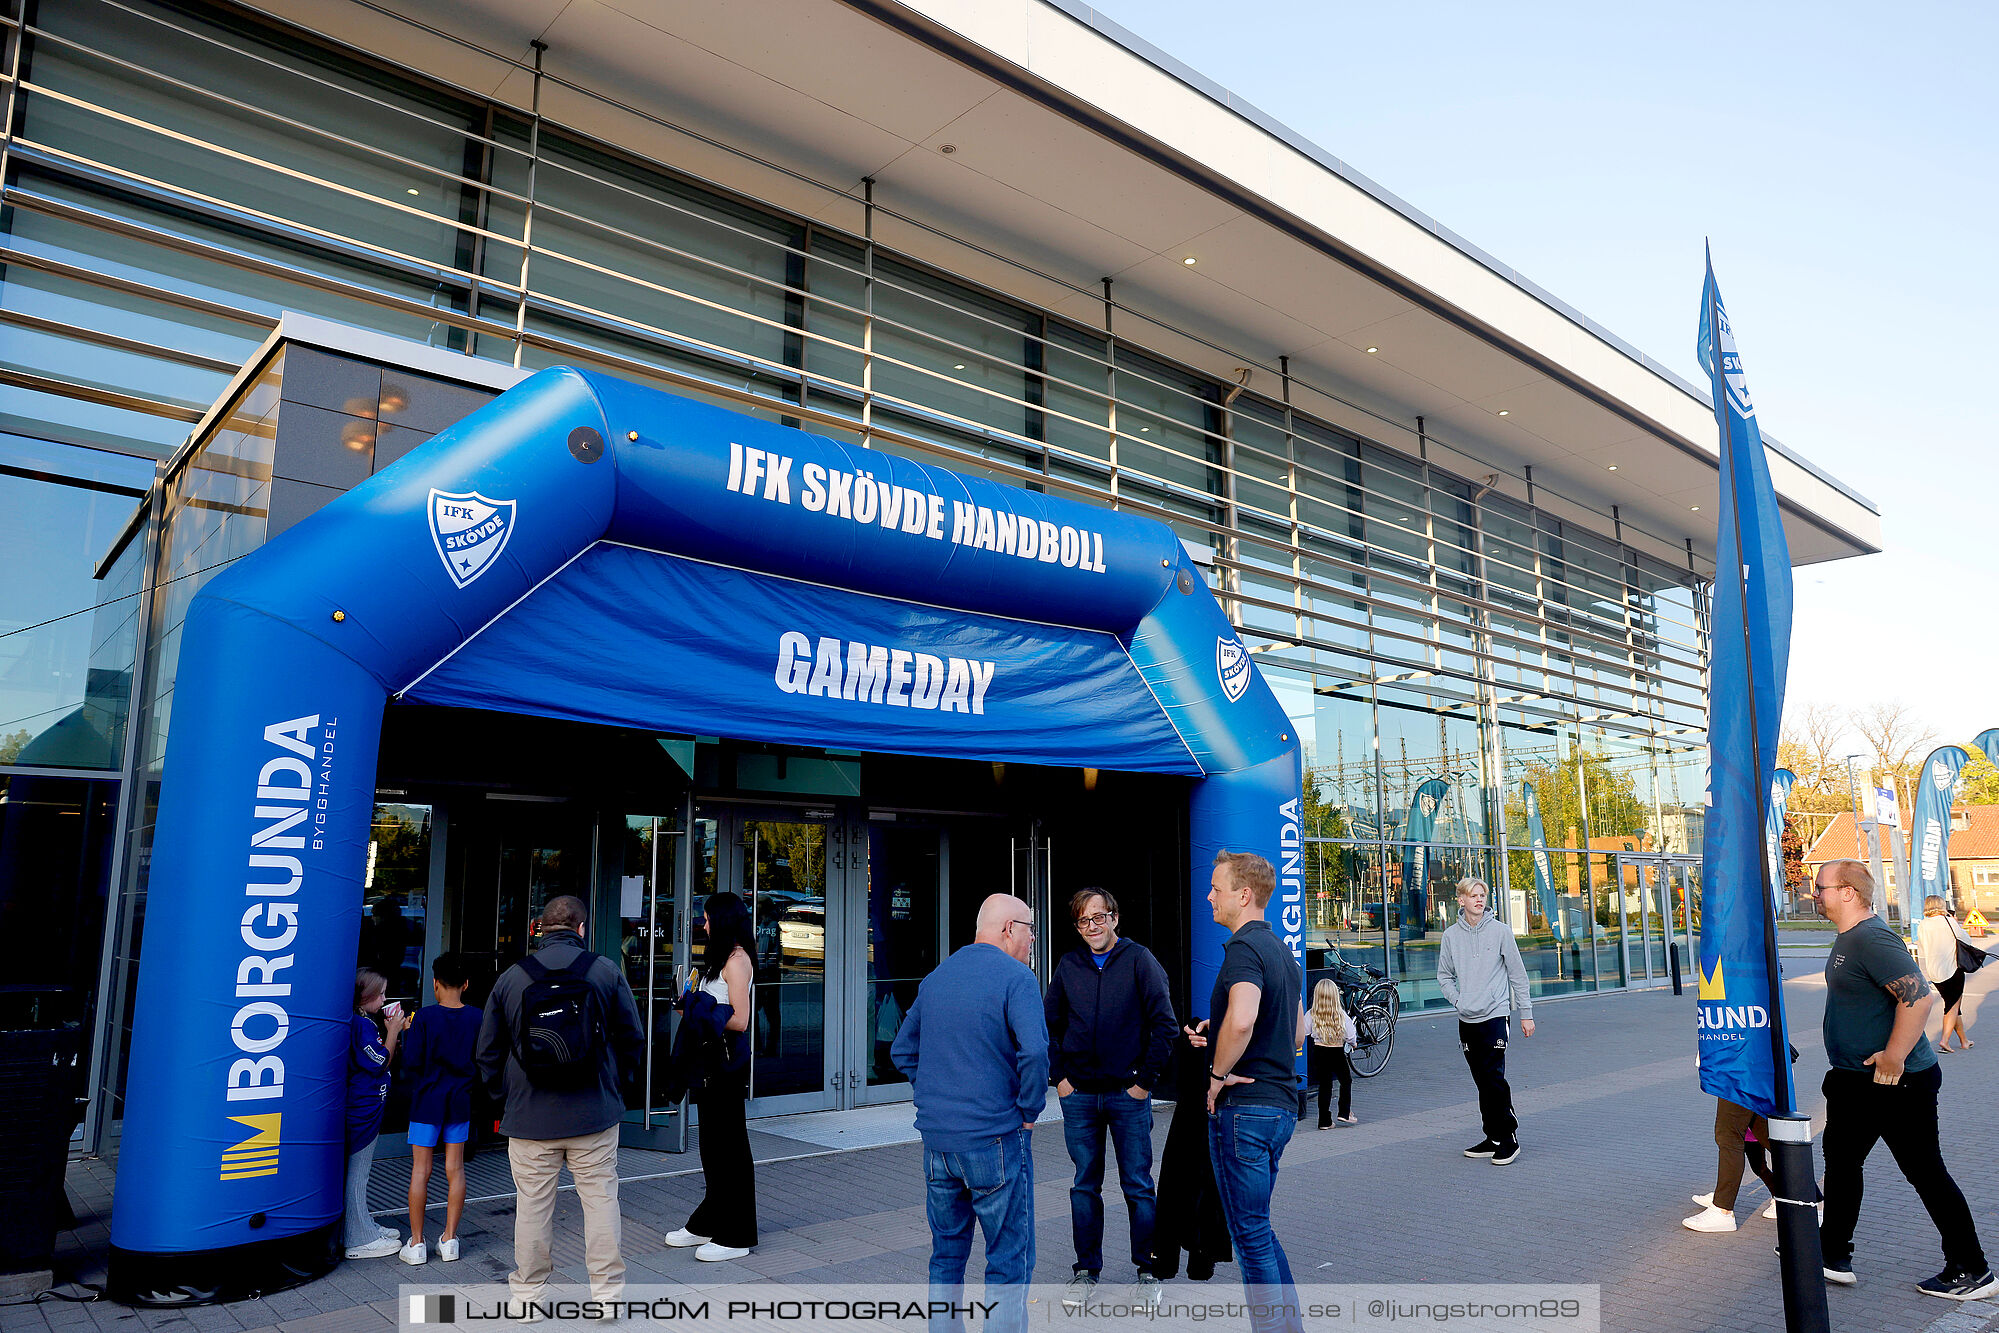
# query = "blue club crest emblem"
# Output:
<box><xmin>1216</xmin><ymin>634</ymin><xmax>1251</xmax><ymax>703</ymax></box>
<box><xmin>428</xmin><ymin>488</ymin><xmax>517</xmax><ymax>589</ymax></box>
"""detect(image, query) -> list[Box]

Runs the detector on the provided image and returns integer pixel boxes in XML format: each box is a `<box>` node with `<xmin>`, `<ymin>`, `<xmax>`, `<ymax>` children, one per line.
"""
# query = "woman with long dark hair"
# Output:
<box><xmin>665</xmin><ymin>891</ymin><xmax>758</xmax><ymax>1261</ymax></box>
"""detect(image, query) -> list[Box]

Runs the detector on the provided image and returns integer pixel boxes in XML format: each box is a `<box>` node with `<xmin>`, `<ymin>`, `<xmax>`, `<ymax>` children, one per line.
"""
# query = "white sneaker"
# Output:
<box><xmin>399</xmin><ymin>1240</ymin><xmax>427</xmax><ymax>1265</ymax></box>
<box><xmin>696</xmin><ymin>1242</ymin><xmax>750</xmax><ymax>1262</ymax></box>
<box><xmin>378</xmin><ymin>1224</ymin><xmax>399</xmax><ymax>1241</ymax></box>
<box><xmin>437</xmin><ymin>1238</ymin><xmax>461</xmax><ymax>1262</ymax></box>
<box><xmin>1761</xmin><ymin>1198</ymin><xmax>1778</xmax><ymax>1220</ymax></box>
<box><xmin>1682</xmin><ymin>1205</ymin><xmax>1738</xmax><ymax>1233</ymax></box>
<box><xmin>346</xmin><ymin>1236</ymin><xmax>402</xmax><ymax>1259</ymax></box>
<box><xmin>1692</xmin><ymin>1192</ymin><xmax>1714</xmax><ymax>1208</ymax></box>
<box><xmin>664</xmin><ymin>1227</ymin><xmax>711</xmax><ymax>1249</ymax></box>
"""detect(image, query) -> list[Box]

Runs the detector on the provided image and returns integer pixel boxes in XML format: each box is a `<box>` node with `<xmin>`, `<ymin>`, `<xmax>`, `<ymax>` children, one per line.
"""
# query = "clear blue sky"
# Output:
<box><xmin>1094</xmin><ymin>0</ymin><xmax>1999</xmax><ymax>756</ymax></box>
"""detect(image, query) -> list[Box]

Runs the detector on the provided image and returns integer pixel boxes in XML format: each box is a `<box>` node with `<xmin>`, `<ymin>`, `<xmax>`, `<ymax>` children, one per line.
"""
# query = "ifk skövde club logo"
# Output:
<box><xmin>1216</xmin><ymin>634</ymin><xmax>1251</xmax><ymax>703</ymax></box>
<box><xmin>429</xmin><ymin>489</ymin><xmax>517</xmax><ymax>589</ymax></box>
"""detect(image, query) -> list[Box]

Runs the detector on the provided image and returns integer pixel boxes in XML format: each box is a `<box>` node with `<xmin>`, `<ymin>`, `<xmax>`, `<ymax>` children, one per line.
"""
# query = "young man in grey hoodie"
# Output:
<box><xmin>1436</xmin><ymin>877</ymin><xmax>1534</xmax><ymax>1165</ymax></box>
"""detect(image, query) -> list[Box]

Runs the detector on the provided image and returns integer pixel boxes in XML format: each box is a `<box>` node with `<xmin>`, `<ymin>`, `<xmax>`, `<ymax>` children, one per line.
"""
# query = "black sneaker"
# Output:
<box><xmin>1463</xmin><ymin>1139</ymin><xmax>1499</xmax><ymax>1158</ymax></box>
<box><xmin>1491</xmin><ymin>1141</ymin><xmax>1521</xmax><ymax>1166</ymax></box>
<box><xmin>1916</xmin><ymin>1267</ymin><xmax>1998</xmax><ymax>1301</ymax></box>
<box><xmin>1822</xmin><ymin>1263</ymin><xmax>1856</xmax><ymax>1286</ymax></box>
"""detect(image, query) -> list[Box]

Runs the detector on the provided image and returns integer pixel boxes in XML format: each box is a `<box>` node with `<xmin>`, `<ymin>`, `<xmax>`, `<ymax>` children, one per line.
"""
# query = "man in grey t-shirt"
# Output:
<box><xmin>1812</xmin><ymin>859</ymin><xmax>1993</xmax><ymax>1301</ymax></box>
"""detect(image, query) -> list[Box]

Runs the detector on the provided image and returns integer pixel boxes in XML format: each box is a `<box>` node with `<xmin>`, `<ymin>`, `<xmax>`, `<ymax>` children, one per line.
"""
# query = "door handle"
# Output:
<box><xmin>832</xmin><ymin>1070</ymin><xmax>844</xmax><ymax>1090</ymax></box>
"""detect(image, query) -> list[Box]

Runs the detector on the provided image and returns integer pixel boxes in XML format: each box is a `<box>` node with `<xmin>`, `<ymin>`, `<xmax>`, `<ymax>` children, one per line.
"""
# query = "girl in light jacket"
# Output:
<box><xmin>1918</xmin><ymin>895</ymin><xmax>1977</xmax><ymax>1052</ymax></box>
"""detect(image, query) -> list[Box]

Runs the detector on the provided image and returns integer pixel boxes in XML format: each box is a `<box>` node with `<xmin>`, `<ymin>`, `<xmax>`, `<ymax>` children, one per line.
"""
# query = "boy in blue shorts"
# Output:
<box><xmin>400</xmin><ymin>953</ymin><xmax>482</xmax><ymax>1265</ymax></box>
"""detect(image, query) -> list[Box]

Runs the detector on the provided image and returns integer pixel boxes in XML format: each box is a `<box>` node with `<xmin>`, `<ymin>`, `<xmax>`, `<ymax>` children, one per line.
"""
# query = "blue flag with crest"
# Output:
<box><xmin>1522</xmin><ymin>781</ymin><xmax>1562</xmax><ymax>939</ymax></box>
<box><xmin>1908</xmin><ymin>745</ymin><xmax>1969</xmax><ymax>924</ymax></box>
<box><xmin>1766</xmin><ymin>769</ymin><xmax>1796</xmax><ymax>899</ymax></box>
<box><xmin>1695</xmin><ymin>251</ymin><xmax>1796</xmax><ymax>1119</ymax></box>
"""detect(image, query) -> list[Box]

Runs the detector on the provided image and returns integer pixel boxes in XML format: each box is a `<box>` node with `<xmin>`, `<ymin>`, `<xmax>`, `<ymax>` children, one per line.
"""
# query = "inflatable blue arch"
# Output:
<box><xmin>108</xmin><ymin>367</ymin><xmax>1300</xmax><ymax>1302</ymax></box>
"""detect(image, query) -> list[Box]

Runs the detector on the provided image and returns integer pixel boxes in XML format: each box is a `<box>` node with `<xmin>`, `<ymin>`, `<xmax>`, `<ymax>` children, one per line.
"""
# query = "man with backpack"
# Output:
<box><xmin>476</xmin><ymin>896</ymin><xmax>645</xmax><ymax>1314</ymax></box>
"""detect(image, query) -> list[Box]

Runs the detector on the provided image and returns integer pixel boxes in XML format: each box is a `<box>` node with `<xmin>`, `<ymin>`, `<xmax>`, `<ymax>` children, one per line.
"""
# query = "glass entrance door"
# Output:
<box><xmin>618</xmin><ymin>813</ymin><xmax>687</xmax><ymax>1146</ymax></box>
<box><xmin>1615</xmin><ymin>854</ymin><xmax>1696</xmax><ymax>986</ymax></box>
<box><xmin>848</xmin><ymin>822</ymin><xmax>941</xmax><ymax>1105</ymax></box>
<box><xmin>451</xmin><ymin>798</ymin><xmax>595</xmax><ymax>1001</ymax></box>
<box><xmin>693</xmin><ymin>805</ymin><xmax>845</xmax><ymax>1116</ymax></box>
<box><xmin>1668</xmin><ymin>860</ymin><xmax>1701</xmax><ymax>980</ymax></box>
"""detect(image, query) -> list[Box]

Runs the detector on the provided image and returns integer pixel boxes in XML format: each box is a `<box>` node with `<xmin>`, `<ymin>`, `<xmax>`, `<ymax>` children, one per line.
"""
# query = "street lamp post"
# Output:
<box><xmin>1842</xmin><ymin>754</ymin><xmax>1868</xmax><ymax>861</ymax></box>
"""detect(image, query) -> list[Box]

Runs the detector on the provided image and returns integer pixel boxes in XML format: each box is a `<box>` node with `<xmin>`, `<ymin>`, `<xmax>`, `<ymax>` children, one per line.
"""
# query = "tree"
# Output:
<box><xmin>1957</xmin><ymin>747</ymin><xmax>1999</xmax><ymax>806</ymax></box>
<box><xmin>1513</xmin><ymin>740</ymin><xmax>1652</xmax><ymax>852</ymax></box>
<box><xmin>1852</xmin><ymin>700</ymin><xmax>1938</xmax><ymax>794</ymax></box>
<box><xmin>1778</xmin><ymin>701</ymin><xmax>1852</xmax><ymax>816</ymax></box>
<box><xmin>0</xmin><ymin>729</ymin><xmax>30</xmax><ymax>765</ymax></box>
<box><xmin>1779</xmin><ymin>813</ymin><xmax>1806</xmax><ymax>892</ymax></box>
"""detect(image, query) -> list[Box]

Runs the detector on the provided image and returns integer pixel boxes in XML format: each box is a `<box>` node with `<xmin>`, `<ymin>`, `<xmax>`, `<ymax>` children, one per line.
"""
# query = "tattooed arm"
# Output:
<box><xmin>1865</xmin><ymin>973</ymin><xmax>1936</xmax><ymax>1084</ymax></box>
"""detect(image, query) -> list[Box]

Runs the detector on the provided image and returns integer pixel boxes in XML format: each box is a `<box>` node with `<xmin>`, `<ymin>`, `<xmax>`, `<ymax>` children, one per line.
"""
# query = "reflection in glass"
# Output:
<box><xmin>866</xmin><ymin>826</ymin><xmax>940</xmax><ymax>1089</ymax></box>
<box><xmin>358</xmin><ymin>803</ymin><xmax>430</xmax><ymax>1001</ymax></box>
<box><xmin>618</xmin><ymin>815</ymin><xmax>681</xmax><ymax>1119</ymax></box>
<box><xmin>743</xmin><ymin>820</ymin><xmax>827</xmax><ymax>1100</ymax></box>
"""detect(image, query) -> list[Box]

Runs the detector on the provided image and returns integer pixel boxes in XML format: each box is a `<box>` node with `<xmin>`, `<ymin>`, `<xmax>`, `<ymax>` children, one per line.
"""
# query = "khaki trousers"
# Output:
<box><xmin>507</xmin><ymin>1124</ymin><xmax>624</xmax><ymax>1304</ymax></box>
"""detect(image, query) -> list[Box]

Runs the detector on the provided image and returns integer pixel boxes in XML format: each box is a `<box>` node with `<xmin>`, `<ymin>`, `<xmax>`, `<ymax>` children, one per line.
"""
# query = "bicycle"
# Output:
<box><xmin>1322</xmin><ymin>938</ymin><xmax>1399</xmax><ymax>1078</ymax></box>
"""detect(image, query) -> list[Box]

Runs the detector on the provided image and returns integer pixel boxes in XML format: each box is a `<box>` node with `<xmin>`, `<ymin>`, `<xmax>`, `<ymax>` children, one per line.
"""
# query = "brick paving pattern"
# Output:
<box><xmin>12</xmin><ymin>948</ymin><xmax>1997</xmax><ymax>1333</ymax></box>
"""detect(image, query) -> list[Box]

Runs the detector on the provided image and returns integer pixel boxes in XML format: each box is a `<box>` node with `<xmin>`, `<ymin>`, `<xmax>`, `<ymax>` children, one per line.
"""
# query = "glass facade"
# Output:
<box><xmin>1</xmin><ymin>0</ymin><xmax>1720</xmax><ymax>1128</ymax></box>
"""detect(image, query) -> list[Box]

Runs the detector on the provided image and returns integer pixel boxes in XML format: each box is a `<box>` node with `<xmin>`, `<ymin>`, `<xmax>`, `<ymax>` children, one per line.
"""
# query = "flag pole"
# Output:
<box><xmin>1705</xmin><ymin>246</ymin><xmax>1828</xmax><ymax>1333</ymax></box>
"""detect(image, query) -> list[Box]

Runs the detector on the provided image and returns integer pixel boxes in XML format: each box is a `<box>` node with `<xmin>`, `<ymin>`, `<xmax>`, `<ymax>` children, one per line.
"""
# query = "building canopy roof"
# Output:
<box><xmin>272</xmin><ymin>0</ymin><xmax>1881</xmax><ymax>572</ymax></box>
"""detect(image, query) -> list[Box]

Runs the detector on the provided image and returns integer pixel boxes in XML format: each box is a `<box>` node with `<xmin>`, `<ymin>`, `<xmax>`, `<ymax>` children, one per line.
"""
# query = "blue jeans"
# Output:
<box><xmin>924</xmin><ymin>1127</ymin><xmax>1034</xmax><ymax>1333</ymax></box>
<box><xmin>1059</xmin><ymin>1089</ymin><xmax>1156</xmax><ymax>1275</ymax></box>
<box><xmin>1209</xmin><ymin>1103</ymin><xmax>1303</xmax><ymax>1333</ymax></box>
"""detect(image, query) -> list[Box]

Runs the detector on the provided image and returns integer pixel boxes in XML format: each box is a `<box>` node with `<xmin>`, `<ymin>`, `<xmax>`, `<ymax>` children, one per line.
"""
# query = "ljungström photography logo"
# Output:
<box><xmin>397</xmin><ymin>1281</ymin><xmax>1599</xmax><ymax>1330</ymax></box>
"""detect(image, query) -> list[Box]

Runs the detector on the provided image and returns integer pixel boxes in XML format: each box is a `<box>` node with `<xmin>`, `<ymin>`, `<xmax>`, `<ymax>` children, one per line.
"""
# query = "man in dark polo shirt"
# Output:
<box><xmin>1813</xmin><ymin>858</ymin><xmax>1994</xmax><ymax>1301</ymax></box>
<box><xmin>1188</xmin><ymin>850</ymin><xmax>1307</xmax><ymax>1333</ymax></box>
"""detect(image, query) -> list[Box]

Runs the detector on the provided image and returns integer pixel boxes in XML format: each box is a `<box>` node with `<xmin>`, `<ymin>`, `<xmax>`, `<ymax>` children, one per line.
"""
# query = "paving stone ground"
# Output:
<box><xmin>13</xmin><ymin>947</ymin><xmax>1998</xmax><ymax>1333</ymax></box>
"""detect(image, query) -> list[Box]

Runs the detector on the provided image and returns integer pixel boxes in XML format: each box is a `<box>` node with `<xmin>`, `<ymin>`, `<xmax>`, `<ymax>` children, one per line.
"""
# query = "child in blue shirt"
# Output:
<box><xmin>399</xmin><ymin>952</ymin><xmax>483</xmax><ymax>1265</ymax></box>
<box><xmin>346</xmin><ymin>968</ymin><xmax>408</xmax><ymax>1259</ymax></box>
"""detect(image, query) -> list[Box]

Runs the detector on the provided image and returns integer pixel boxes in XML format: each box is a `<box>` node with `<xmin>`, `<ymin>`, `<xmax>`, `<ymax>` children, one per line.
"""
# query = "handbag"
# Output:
<box><xmin>1958</xmin><ymin>938</ymin><xmax>1991</xmax><ymax>975</ymax></box>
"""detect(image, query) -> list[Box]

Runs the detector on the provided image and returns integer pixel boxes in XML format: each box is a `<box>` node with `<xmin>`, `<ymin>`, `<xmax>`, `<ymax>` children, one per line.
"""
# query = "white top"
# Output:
<box><xmin>1916</xmin><ymin>915</ymin><xmax>1972</xmax><ymax>983</ymax></box>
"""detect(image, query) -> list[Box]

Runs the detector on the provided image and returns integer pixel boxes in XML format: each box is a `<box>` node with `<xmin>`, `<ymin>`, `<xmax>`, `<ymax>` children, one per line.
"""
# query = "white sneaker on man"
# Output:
<box><xmin>1760</xmin><ymin>1198</ymin><xmax>1778</xmax><ymax>1220</ymax></box>
<box><xmin>437</xmin><ymin>1237</ymin><xmax>461</xmax><ymax>1262</ymax></box>
<box><xmin>664</xmin><ymin>1228</ymin><xmax>710</xmax><ymax>1249</ymax></box>
<box><xmin>346</xmin><ymin>1235</ymin><xmax>402</xmax><ymax>1259</ymax></box>
<box><xmin>377</xmin><ymin>1224</ymin><xmax>399</xmax><ymax>1241</ymax></box>
<box><xmin>1691</xmin><ymin>1192</ymin><xmax>1714</xmax><ymax>1208</ymax></box>
<box><xmin>1682</xmin><ymin>1205</ymin><xmax>1737</xmax><ymax>1233</ymax></box>
<box><xmin>399</xmin><ymin>1240</ymin><xmax>427</xmax><ymax>1265</ymax></box>
<box><xmin>696</xmin><ymin>1242</ymin><xmax>750</xmax><ymax>1262</ymax></box>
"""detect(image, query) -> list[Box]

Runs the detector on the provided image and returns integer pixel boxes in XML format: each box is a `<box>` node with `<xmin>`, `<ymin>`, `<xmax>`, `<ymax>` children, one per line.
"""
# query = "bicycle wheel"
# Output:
<box><xmin>1366</xmin><ymin>981</ymin><xmax>1401</xmax><ymax>1025</ymax></box>
<box><xmin>1349</xmin><ymin>1003</ymin><xmax>1395</xmax><ymax>1077</ymax></box>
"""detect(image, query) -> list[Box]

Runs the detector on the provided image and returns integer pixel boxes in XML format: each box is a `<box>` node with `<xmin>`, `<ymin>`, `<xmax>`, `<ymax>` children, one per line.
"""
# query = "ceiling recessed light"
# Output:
<box><xmin>406</xmin><ymin>187</ymin><xmax>420</xmax><ymax>195</ymax></box>
<box><xmin>1365</xmin><ymin>346</ymin><xmax>1378</xmax><ymax>354</ymax></box>
<box><xmin>1182</xmin><ymin>256</ymin><xmax>1198</xmax><ymax>266</ymax></box>
<box><xmin>1139</xmin><ymin>426</ymin><xmax>1150</xmax><ymax>432</ymax></box>
<box><xmin>1607</xmin><ymin>464</ymin><xmax>1618</xmax><ymax>471</ymax></box>
<box><xmin>939</xmin><ymin>144</ymin><xmax>957</xmax><ymax>155</ymax></box>
<box><xmin>1496</xmin><ymin>409</ymin><xmax>1510</xmax><ymax>416</ymax></box>
<box><xmin>952</xmin><ymin>363</ymin><xmax>965</xmax><ymax>370</ymax></box>
<box><xmin>1690</xmin><ymin>505</ymin><xmax>1701</xmax><ymax>511</ymax></box>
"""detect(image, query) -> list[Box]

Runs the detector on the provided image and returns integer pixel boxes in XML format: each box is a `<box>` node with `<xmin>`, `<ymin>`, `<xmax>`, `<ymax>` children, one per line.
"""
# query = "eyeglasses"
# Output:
<box><xmin>1006</xmin><ymin>919</ymin><xmax>1036</xmax><ymax>937</ymax></box>
<box><xmin>1075</xmin><ymin>912</ymin><xmax>1116</xmax><ymax>929</ymax></box>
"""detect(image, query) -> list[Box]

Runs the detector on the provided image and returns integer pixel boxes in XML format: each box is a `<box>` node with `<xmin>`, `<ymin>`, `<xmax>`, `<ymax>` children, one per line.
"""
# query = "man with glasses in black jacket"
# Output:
<box><xmin>1046</xmin><ymin>888</ymin><xmax>1178</xmax><ymax>1314</ymax></box>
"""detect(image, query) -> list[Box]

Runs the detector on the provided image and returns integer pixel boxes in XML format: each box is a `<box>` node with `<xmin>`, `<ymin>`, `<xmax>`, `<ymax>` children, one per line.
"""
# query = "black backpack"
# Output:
<box><xmin>513</xmin><ymin>951</ymin><xmax>603</xmax><ymax>1089</ymax></box>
